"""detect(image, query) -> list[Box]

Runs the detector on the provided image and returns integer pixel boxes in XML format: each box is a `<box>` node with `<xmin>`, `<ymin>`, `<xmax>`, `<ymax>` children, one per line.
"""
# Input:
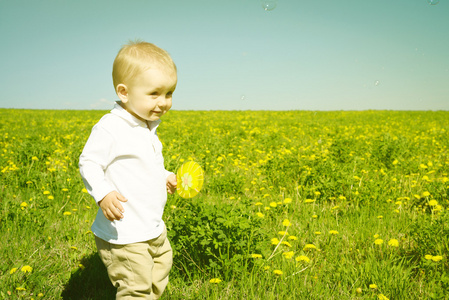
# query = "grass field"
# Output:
<box><xmin>1</xmin><ymin>108</ymin><xmax>448</xmax><ymax>299</ymax></box>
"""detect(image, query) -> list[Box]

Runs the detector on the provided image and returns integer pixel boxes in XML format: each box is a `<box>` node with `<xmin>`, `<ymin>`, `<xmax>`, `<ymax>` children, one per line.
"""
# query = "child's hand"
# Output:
<box><xmin>166</xmin><ymin>173</ymin><xmax>177</xmax><ymax>194</ymax></box>
<box><xmin>98</xmin><ymin>191</ymin><xmax>128</xmax><ymax>221</ymax></box>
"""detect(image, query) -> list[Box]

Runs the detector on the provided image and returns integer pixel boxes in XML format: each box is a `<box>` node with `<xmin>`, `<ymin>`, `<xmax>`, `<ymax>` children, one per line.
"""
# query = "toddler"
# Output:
<box><xmin>79</xmin><ymin>40</ymin><xmax>177</xmax><ymax>299</ymax></box>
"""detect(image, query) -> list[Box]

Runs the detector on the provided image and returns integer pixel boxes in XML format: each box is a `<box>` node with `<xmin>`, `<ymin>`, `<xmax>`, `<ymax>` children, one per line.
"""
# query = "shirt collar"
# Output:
<box><xmin>110</xmin><ymin>102</ymin><xmax>161</xmax><ymax>130</ymax></box>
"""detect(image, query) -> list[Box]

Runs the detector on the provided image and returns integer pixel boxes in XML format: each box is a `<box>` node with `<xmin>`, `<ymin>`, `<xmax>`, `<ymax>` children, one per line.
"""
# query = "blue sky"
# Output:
<box><xmin>0</xmin><ymin>0</ymin><xmax>448</xmax><ymax>110</ymax></box>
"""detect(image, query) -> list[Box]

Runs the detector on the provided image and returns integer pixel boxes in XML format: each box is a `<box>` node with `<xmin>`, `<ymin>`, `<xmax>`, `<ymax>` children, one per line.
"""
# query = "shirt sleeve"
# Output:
<box><xmin>79</xmin><ymin>125</ymin><xmax>116</xmax><ymax>204</ymax></box>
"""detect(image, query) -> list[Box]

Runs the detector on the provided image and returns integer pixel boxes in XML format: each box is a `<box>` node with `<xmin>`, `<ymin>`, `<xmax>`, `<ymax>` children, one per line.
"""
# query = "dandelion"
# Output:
<box><xmin>315</xmin><ymin>231</ymin><xmax>321</xmax><ymax>235</ymax></box>
<box><xmin>256</xmin><ymin>212</ymin><xmax>265</xmax><ymax>218</ymax></box>
<box><xmin>20</xmin><ymin>202</ymin><xmax>27</xmax><ymax>210</ymax></box>
<box><xmin>331</xmin><ymin>206</ymin><xmax>339</xmax><ymax>210</ymax></box>
<box><xmin>271</xmin><ymin>238</ymin><xmax>280</xmax><ymax>245</ymax></box>
<box><xmin>278</xmin><ymin>231</ymin><xmax>288</xmax><ymax>236</ymax></box>
<box><xmin>288</xmin><ymin>235</ymin><xmax>298</xmax><ymax>240</ymax></box>
<box><xmin>273</xmin><ymin>269</ymin><xmax>283</xmax><ymax>276</ymax></box>
<box><xmin>81</xmin><ymin>188</ymin><xmax>88</xmax><ymax>193</ymax></box>
<box><xmin>43</xmin><ymin>191</ymin><xmax>50</xmax><ymax>195</ymax></box>
<box><xmin>62</xmin><ymin>188</ymin><xmax>69</xmax><ymax>192</ymax></box>
<box><xmin>329</xmin><ymin>230</ymin><xmax>339</xmax><ymax>235</ymax></box>
<box><xmin>282</xmin><ymin>251</ymin><xmax>294</xmax><ymax>259</ymax></box>
<box><xmin>10</xmin><ymin>268</ymin><xmax>17</xmax><ymax>274</ymax></box>
<box><xmin>305</xmin><ymin>199</ymin><xmax>315</xmax><ymax>203</ymax></box>
<box><xmin>32</xmin><ymin>156</ymin><xmax>38</xmax><ymax>161</ymax></box>
<box><xmin>48</xmin><ymin>195</ymin><xmax>54</xmax><ymax>200</ymax></box>
<box><xmin>374</xmin><ymin>239</ymin><xmax>383</xmax><ymax>245</ymax></box>
<box><xmin>269</xmin><ymin>202</ymin><xmax>277</xmax><ymax>208</ymax></box>
<box><xmin>369</xmin><ymin>283</ymin><xmax>378</xmax><ymax>289</ymax></box>
<box><xmin>314</xmin><ymin>191</ymin><xmax>321</xmax><ymax>196</ymax></box>
<box><xmin>282</xmin><ymin>219</ymin><xmax>291</xmax><ymax>227</ymax></box>
<box><xmin>79</xmin><ymin>264</ymin><xmax>85</xmax><ymax>270</ymax></box>
<box><xmin>255</xmin><ymin>202</ymin><xmax>263</xmax><ymax>206</ymax></box>
<box><xmin>283</xmin><ymin>198</ymin><xmax>292</xmax><ymax>204</ymax></box>
<box><xmin>295</xmin><ymin>255</ymin><xmax>310</xmax><ymax>263</ymax></box>
<box><xmin>16</xmin><ymin>287</ymin><xmax>26</xmax><ymax>291</ymax></box>
<box><xmin>209</xmin><ymin>278</ymin><xmax>222</xmax><ymax>284</ymax></box>
<box><xmin>38</xmin><ymin>293</ymin><xmax>44</xmax><ymax>297</ymax></box>
<box><xmin>303</xmin><ymin>244</ymin><xmax>317</xmax><ymax>250</ymax></box>
<box><xmin>281</xmin><ymin>241</ymin><xmax>292</xmax><ymax>247</ymax></box>
<box><xmin>263</xmin><ymin>266</ymin><xmax>271</xmax><ymax>270</ymax></box>
<box><xmin>422</xmin><ymin>191</ymin><xmax>430</xmax><ymax>197</ymax></box>
<box><xmin>21</xmin><ymin>265</ymin><xmax>32</xmax><ymax>273</ymax></box>
<box><xmin>251</xmin><ymin>254</ymin><xmax>262</xmax><ymax>259</ymax></box>
<box><xmin>378</xmin><ymin>294</ymin><xmax>389</xmax><ymax>300</ymax></box>
<box><xmin>374</xmin><ymin>234</ymin><xmax>380</xmax><ymax>238</ymax></box>
<box><xmin>388</xmin><ymin>239</ymin><xmax>399</xmax><ymax>247</ymax></box>
<box><xmin>63</xmin><ymin>212</ymin><xmax>72</xmax><ymax>216</ymax></box>
<box><xmin>377</xmin><ymin>215</ymin><xmax>383</xmax><ymax>219</ymax></box>
<box><xmin>428</xmin><ymin>200</ymin><xmax>438</xmax><ymax>206</ymax></box>
<box><xmin>431</xmin><ymin>255</ymin><xmax>443</xmax><ymax>262</ymax></box>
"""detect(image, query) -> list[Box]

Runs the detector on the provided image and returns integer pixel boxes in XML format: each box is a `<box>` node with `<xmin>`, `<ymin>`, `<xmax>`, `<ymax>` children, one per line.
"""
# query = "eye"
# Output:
<box><xmin>166</xmin><ymin>91</ymin><xmax>173</xmax><ymax>98</ymax></box>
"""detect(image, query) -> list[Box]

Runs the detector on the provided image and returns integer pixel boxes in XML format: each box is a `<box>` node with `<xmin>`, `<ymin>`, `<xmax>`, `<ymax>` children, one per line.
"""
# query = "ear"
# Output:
<box><xmin>116</xmin><ymin>84</ymin><xmax>129</xmax><ymax>103</ymax></box>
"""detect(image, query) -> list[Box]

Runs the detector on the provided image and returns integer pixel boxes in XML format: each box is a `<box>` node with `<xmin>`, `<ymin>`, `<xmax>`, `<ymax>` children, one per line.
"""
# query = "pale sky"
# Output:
<box><xmin>0</xmin><ymin>0</ymin><xmax>448</xmax><ymax>111</ymax></box>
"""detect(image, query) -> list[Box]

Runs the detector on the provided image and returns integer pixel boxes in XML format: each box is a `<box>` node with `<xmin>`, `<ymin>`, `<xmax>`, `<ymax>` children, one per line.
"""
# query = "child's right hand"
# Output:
<box><xmin>99</xmin><ymin>191</ymin><xmax>128</xmax><ymax>221</ymax></box>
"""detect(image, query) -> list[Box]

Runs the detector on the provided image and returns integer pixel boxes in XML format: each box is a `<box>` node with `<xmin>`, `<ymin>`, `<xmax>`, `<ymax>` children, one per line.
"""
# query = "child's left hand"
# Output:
<box><xmin>166</xmin><ymin>173</ymin><xmax>177</xmax><ymax>194</ymax></box>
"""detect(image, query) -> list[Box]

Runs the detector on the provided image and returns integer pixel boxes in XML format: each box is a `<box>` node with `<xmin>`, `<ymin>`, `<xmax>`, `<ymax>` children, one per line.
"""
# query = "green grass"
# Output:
<box><xmin>1</xmin><ymin>109</ymin><xmax>448</xmax><ymax>299</ymax></box>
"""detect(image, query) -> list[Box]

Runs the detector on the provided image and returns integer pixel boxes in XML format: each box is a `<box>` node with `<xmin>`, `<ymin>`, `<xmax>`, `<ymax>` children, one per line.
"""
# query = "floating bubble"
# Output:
<box><xmin>374</xmin><ymin>80</ymin><xmax>380</xmax><ymax>86</ymax></box>
<box><xmin>240</xmin><ymin>95</ymin><xmax>246</xmax><ymax>101</ymax></box>
<box><xmin>261</xmin><ymin>0</ymin><xmax>278</xmax><ymax>11</ymax></box>
<box><xmin>427</xmin><ymin>0</ymin><xmax>439</xmax><ymax>5</ymax></box>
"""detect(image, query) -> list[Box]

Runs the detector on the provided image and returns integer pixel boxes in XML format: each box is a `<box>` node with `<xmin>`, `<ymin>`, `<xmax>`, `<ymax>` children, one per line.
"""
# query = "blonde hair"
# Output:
<box><xmin>112</xmin><ymin>40</ymin><xmax>177</xmax><ymax>91</ymax></box>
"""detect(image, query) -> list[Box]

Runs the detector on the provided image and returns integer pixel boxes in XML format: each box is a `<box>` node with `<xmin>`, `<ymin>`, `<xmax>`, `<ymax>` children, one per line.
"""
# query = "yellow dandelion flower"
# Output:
<box><xmin>269</xmin><ymin>202</ymin><xmax>277</xmax><ymax>208</ymax></box>
<box><xmin>369</xmin><ymin>283</ymin><xmax>378</xmax><ymax>289</ymax></box>
<box><xmin>283</xmin><ymin>198</ymin><xmax>292</xmax><ymax>204</ymax></box>
<box><xmin>273</xmin><ymin>269</ymin><xmax>283</xmax><ymax>276</ymax></box>
<box><xmin>62</xmin><ymin>188</ymin><xmax>69</xmax><ymax>192</ymax></box>
<box><xmin>288</xmin><ymin>235</ymin><xmax>298</xmax><ymax>240</ymax></box>
<box><xmin>338</xmin><ymin>195</ymin><xmax>346</xmax><ymax>200</ymax></box>
<box><xmin>281</xmin><ymin>241</ymin><xmax>292</xmax><ymax>247</ymax></box>
<box><xmin>81</xmin><ymin>188</ymin><xmax>88</xmax><ymax>193</ymax></box>
<box><xmin>315</xmin><ymin>231</ymin><xmax>321</xmax><ymax>235</ymax></box>
<box><xmin>263</xmin><ymin>266</ymin><xmax>271</xmax><ymax>270</ymax></box>
<box><xmin>374</xmin><ymin>234</ymin><xmax>380</xmax><ymax>238</ymax></box>
<box><xmin>48</xmin><ymin>195</ymin><xmax>54</xmax><ymax>200</ymax></box>
<box><xmin>312</xmin><ymin>214</ymin><xmax>318</xmax><ymax>218</ymax></box>
<box><xmin>431</xmin><ymin>255</ymin><xmax>443</xmax><ymax>262</ymax></box>
<box><xmin>209</xmin><ymin>278</ymin><xmax>222</xmax><ymax>283</ymax></box>
<box><xmin>282</xmin><ymin>251</ymin><xmax>295</xmax><ymax>259</ymax></box>
<box><xmin>303</xmin><ymin>244</ymin><xmax>317</xmax><ymax>250</ymax></box>
<box><xmin>377</xmin><ymin>215</ymin><xmax>383</xmax><ymax>219</ymax></box>
<box><xmin>422</xmin><ymin>191</ymin><xmax>430</xmax><ymax>197</ymax></box>
<box><xmin>271</xmin><ymin>238</ymin><xmax>280</xmax><ymax>245</ymax></box>
<box><xmin>16</xmin><ymin>287</ymin><xmax>26</xmax><ymax>291</ymax></box>
<box><xmin>356</xmin><ymin>287</ymin><xmax>362</xmax><ymax>294</ymax></box>
<box><xmin>314</xmin><ymin>191</ymin><xmax>321</xmax><ymax>196</ymax></box>
<box><xmin>38</xmin><ymin>293</ymin><xmax>44</xmax><ymax>297</ymax></box>
<box><xmin>388</xmin><ymin>239</ymin><xmax>399</xmax><ymax>247</ymax></box>
<box><xmin>63</xmin><ymin>212</ymin><xmax>72</xmax><ymax>216</ymax></box>
<box><xmin>256</xmin><ymin>212</ymin><xmax>265</xmax><ymax>218</ymax></box>
<box><xmin>43</xmin><ymin>191</ymin><xmax>50</xmax><ymax>195</ymax></box>
<box><xmin>32</xmin><ymin>156</ymin><xmax>39</xmax><ymax>161</ymax></box>
<box><xmin>10</xmin><ymin>267</ymin><xmax>17</xmax><ymax>274</ymax></box>
<box><xmin>331</xmin><ymin>206</ymin><xmax>339</xmax><ymax>210</ymax></box>
<box><xmin>255</xmin><ymin>202</ymin><xmax>263</xmax><ymax>206</ymax></box>
<box><xmin>425</xmin><ymin>255</ymin><xmax>433</xmax><ymax>260</ymax></box>
<box><xmin>278</xmin><ymin>231</ymin><xmax>288</xmax><ymax>236</ymax></box>
<box><xmin>295</xmin><ymin>255</ymin><xmax>310</xmax><ymax>263</ymax></box>
<box><xmin>305</xmin><ymin>199</ymin><xmax>315</xmax><ymax>203</ymax></box>
<box><xmin>251</xmin><ymin>254</ymin><xmax>262</xmax><ymax>259</ymax></box>
<box><xmin>264</xmin><ymin>206</ymin><xmax>270</xmax><ymax>210</ymax></box>
<box><xmin>329</xmin><ymin>230</ymin><xmax>339</xmax><ymax>235</ymax></box>
<box><xmin>428</xmin><ymin>200</ymin><xmax>438</xmax><ymax>206</ymax></box>
<box><xmin>378</xmin><ymin>294</ymin><xmax>389</xmax><ymax>300</ymax></box>
<box><xmin>21</xmin><ymin>265</ymin><xmax>32</xmax><ymax>273</ymax></box>
<box><xmin>282</xmin><ymin>219</ymin><xmax>291</xmax><ymax>227</ymax></box>
<box><xmin>374</xmin><ymin>239</ymin><xmax>383</xmax><ymax>245</ymax></box>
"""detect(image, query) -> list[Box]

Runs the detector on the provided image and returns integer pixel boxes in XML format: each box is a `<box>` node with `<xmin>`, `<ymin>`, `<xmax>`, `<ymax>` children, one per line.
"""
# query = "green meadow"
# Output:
<box><xmin>1</xmin><ymin>109</ymin><xmax>448</xmax><ymax>299</ymax></box>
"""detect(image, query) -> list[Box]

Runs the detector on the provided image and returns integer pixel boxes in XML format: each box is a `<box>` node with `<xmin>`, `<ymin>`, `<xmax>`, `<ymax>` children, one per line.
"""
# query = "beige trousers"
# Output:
<box><xmin>95</xmin><ymin>227</ymin><xmax>173</xmax><ymax>299</ymax></box>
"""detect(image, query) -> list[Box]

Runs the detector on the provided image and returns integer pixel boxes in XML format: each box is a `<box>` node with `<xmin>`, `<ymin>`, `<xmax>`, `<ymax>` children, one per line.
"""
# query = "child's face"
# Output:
<box><xmin>118</xmin><ymin>66</ymin><xmax>177</xmax><ymax>122</ymax></box>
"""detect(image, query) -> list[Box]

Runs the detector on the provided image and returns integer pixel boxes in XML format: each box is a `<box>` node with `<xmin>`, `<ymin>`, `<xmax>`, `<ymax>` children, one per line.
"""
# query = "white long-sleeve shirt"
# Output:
<box><xmin>79</xmin><ymin>103</ymin><xmax>172</xmax><ymax>244</ymax></box>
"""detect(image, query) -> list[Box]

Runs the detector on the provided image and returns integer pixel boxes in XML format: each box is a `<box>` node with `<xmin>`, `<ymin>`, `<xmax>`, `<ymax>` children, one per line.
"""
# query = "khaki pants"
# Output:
<box><xmin>95</xmin><ymin>227</ymin><xmax>173</xmax><ymax>299</ymax></box>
